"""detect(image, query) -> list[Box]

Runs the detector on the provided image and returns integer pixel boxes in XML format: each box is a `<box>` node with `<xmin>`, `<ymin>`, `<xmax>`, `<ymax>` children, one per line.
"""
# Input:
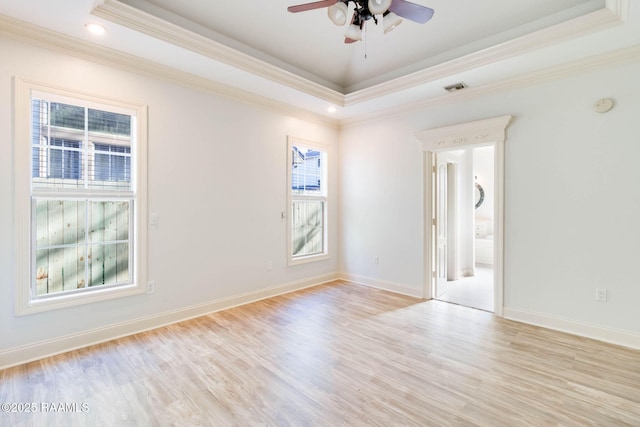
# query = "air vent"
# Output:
<box><xmin>444</xmin><ymin>82</ymin><xmax>467</xmax><ymax>92</ymax></box>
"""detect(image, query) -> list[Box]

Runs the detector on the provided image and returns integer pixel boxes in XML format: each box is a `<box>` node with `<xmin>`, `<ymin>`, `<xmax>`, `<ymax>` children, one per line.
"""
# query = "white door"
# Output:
<box><xmin>435</xmin><ymin>154</ymin><xmax>448</xmax><ymax>298</ymax></box>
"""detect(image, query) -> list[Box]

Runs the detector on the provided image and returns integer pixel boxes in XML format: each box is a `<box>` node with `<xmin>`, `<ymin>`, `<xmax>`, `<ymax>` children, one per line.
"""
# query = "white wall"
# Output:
<box><xmin>340</xmin><ymin>60</ymin><xmax>640</xmax><ymax>340</ymax></box>
<box><xmin>0</xmin><ymin>35</ymin><xmax>339</xmax><ymax>362</ymax></box>
<box><xmin>2</xmin><ymin>33</ymin><xmax>640</xmax><ymax>365</ymax></box>
<box><xmin>473</xmin><ymin>146</ymin><xmax>494</xmax><ymax>235</ymax></box>
<box><xmin>439</xmin><ymin>149</ymin><xmax>474</xmax><ymax>278</ymax></box>
<box><xmin>457</xmin><ymin>150</ymin><xmax>475</xmax><ymax>275</ymax></box>
<box><xmin>338</xmin><ymin>120</ymin><xmax>425</xmax><ymax>295</ymax></box>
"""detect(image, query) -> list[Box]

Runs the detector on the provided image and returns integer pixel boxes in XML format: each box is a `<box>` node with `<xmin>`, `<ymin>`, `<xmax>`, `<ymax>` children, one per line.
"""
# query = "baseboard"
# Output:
<box><xmin>503</xmin><ymin>307</ymin><xmax>640</xmax><ymax>350</ymax></box>
<box><xmin>339</xmin><ymin>272</ymin><xmax>424</xmax><ymax>299</ymax></box>
<box><xmin>0</xmin><ymin>272</ymin><xmax>339</xmax><ymax>370</ymax></box>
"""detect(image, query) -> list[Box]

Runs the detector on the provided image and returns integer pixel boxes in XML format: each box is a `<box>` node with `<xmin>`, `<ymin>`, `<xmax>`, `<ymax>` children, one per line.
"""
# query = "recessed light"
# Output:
<box><xmin>327</xmin><ymin>106</ymin><xmax>337</xmax><ymax>113</ymax></box>
<box><xmin>86</xmin><ymin>23</ymin><xmax>107</xmax><ymax>36</ymax></box>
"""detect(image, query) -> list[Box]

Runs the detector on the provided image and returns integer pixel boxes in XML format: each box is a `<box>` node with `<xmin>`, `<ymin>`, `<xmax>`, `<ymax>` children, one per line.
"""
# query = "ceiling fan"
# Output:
<box><xmin>288</xmin><ymin>0</ymin><xmax>434</xmax><ymax>44</ymax></box>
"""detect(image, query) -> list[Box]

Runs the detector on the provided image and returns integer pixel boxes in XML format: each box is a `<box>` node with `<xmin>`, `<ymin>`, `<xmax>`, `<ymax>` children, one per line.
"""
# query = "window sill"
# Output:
<box><xmin>288</xmin><ymin>253</ymin><xmax>330</xmax><ymax>267</ymax></box>
<box><xmin>16</xmin><ymin>283</ymin><xmax>145</xmax><ymax>316</ymax></box>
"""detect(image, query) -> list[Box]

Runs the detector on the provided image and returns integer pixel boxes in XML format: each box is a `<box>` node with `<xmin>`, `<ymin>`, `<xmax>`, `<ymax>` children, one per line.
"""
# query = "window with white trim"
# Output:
<box><xmin>14</xmin><ymin>79</ymin><xmax>147</xmax><ymax>315</ymax></box>
<box><xmin>287</xmin><ymin>137</ymin><xmax>328</xmax><ymax>265</ymax></box>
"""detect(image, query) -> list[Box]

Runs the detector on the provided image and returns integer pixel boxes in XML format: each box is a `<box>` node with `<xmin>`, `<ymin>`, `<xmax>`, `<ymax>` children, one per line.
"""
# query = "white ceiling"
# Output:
<box><xmin>0</xmin><ymin>0</ymin><xmax>638</xmax><ymax>122</ymax></box>
<box><xmin>126</xmin><ymin>0</ymin><xmax>603</xmax><ymax>90</ymax></box>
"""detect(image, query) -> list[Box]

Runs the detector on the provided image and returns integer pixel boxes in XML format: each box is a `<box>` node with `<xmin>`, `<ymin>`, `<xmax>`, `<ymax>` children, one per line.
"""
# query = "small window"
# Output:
<box><xmin>287</xmin><ymin>137</ymin><xmax>328</xmax><ymax>265</ymax></box>
<box><xmin>14</xmin><ymin>79</ymin><xmax>148</xmax><ymax>315</ymax></box>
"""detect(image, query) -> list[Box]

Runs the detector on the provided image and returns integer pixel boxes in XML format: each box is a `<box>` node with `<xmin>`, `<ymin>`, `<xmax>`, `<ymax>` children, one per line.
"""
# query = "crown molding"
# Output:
<box><xmin>0</xmin><ymin>14</ymin><xmax>339</xmax><ymax>128</ymax></box>
<box><xmin>91</xmin><ymin>0</ymin><xmax>629</xmax><ymax>108</ymax></box>
<box><xmin>91</xmin><ymin>0</ymin><xmax>344</xmax><ymax>106</ymax></box>
<box><xmin>0</xmin><ymin>0</ymin><xmax>634</xmax><ymax>130</ymax></box>
<box><xmin>341</xmin><ymin>43</ymin><xmax>640</xmax><ymax>128</ymax></box>
<box><xmin>89</xmin><ymin>0</ymin><xmax>628</xmax><ymax>112</ymax></box>
<box><xmin>345</xmin><ymin>1</ymin><xmax>628</xmax><ymax>106</ymax></box>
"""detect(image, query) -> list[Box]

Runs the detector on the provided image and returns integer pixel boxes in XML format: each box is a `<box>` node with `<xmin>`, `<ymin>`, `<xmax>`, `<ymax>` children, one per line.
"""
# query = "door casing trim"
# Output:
<box><xmin>417</xmin><ymin>115</ymin><xmax>512</xmax><ymax>317</ymax></box>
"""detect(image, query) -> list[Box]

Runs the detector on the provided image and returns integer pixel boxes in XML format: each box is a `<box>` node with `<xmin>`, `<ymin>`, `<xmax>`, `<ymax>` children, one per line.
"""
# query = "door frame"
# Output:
<box><xmin>417</xmin><ymin>115</ymin><xmax>512</xmax><ymax>317</ymax></box>
<box><xmin>435</xmin><ymin>155</ymin><xmax>449</xmax><ymax>298</ymax></box>
<box><xmin>434</xmin><ymin>154</ymin><xmax>461</xmax><ymax>299</ymax></box>
<box><xmin>446</xmin><ymin>162</ymin><xmax>458</xmax><ymax>282</ymax></box>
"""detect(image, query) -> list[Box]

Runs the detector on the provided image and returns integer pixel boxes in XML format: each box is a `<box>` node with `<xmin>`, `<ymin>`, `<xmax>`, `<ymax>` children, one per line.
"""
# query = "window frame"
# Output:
<box><xmin>14</xmin><ymin>78</ymin><xmax>148</xmax><ymax>315</ymax></box>
<box><xmin>286</xmin><ymin>136</ymin><xmax>329</xmax><ymax>266</ymax></box>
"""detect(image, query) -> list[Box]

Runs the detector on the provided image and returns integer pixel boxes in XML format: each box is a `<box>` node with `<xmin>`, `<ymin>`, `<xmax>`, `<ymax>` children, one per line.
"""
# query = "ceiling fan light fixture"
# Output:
<box><xmin>383</xmin><ymin>12</ymin><xmax>402</xmax><ymax>33</ymax></box>
<box><xmin>368</xmin><ymin>0</ymin><xmax>392</xmax><ymax>15</ymax></box>
<box><xmin>345</xmin><ymin>22</ymin><xmax>363</xmax><ymax>41</ymax></box>
<box><xmin>327</xmin><ymin>2</ymin><xmax>348</xmax><ymax>26</ymax></box>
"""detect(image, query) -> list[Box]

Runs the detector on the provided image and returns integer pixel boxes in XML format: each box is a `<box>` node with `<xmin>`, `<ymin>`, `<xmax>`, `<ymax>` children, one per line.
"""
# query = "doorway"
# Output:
<box><xmin>434</xmin><ymin>146</ymin><xmax>495</xmax><ymax>312</ymax></box>
<box><xmin>416</xmin><ymin>115</ymin><xmax>512</xmax><ymax>317</ymax></box>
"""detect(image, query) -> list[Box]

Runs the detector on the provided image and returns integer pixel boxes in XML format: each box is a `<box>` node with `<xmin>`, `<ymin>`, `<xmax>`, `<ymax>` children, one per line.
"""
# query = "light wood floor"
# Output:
<box><xmin>2</xmin><ymin>281</ymin><xmax>640</xmax><ymax>426</ymax></box>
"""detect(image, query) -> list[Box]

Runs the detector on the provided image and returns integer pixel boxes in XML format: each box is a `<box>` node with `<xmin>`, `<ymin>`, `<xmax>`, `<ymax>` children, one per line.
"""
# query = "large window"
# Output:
<box><xmin>14</xmin><ymin>79</ymin><xmax>148</xmax><ymax>314</ymax></box>
<box><xmin>287</xmin><ymin>137</ymin><xmax>328</xmax><ymax>265</ymax></box>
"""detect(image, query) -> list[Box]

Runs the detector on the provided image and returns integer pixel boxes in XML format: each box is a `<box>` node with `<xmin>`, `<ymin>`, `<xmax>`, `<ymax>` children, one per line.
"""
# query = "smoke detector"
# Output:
<box><xmin>594</xmin><ymin>98</ymin><xmax>614</xmax><ymax>113</ymax></box>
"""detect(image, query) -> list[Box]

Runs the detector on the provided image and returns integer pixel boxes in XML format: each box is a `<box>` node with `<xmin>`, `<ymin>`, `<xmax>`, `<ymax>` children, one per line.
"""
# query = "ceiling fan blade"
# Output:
<box><xmin>344</xmin><ymin>38</ymin><xmax>358</xmax><ymax>44</ymax></box>
<box><xmin>389</xmin><ymin>0</ymin><xmax>434</xmax><ymax>24</ymax></box>
<box><xmin>288</xmin><ymin>0</ymin><xmax>337</xmax><ymax>13</ymax></box>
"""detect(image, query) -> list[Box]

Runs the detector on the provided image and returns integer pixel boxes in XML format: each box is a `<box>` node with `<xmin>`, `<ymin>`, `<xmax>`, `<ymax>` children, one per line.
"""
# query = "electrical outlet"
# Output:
<box><xmin>596</xmin><ymin>288</ymin><xmax>607</xmax><ymax>302</ymax></box>
<box><xmin>267</xmin><ymin>261</ymin><xmax>273</xmax><ymax>271</ymax></box>
<box><xmin>373</xmin><ymin>256</ymin><xmax>379</xmax><ymax>265</ymax></box>
<box><xmin>147</xmin><ymin>280</ymin><xmax>155</xmax><ymax>294</ymax></box>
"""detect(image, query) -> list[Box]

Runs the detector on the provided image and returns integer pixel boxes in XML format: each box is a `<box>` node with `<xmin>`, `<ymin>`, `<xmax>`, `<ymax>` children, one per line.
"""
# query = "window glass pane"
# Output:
<box><xmin>89</xmin><ymin>201</ymin><xmax>130</xmax><ymax>242</ymax></box>
<box><xmin>35</xmin><ymin>246</ymin><xmax>86</xmax><ymax>296</ymax></box>
<box><xmin>48</xmin><ymin>138</ymin><xmax>81</xmax><ymax>180</ymax></box>
<box><xmin>292</xmin><ymin>201</ymin><xmax>324</xmax><ymax>257</ymax></box>
<box><xmin>32</xmin><ymin>147</ymin><xmax>40</xmax><ymax>178</ymax></box>
<box><xmin>33</xmin><ymin>198</ymin><xmax>130</xmax><ymax>297</ymax></box>
<box><xmin>35</xmin><ymin>200</ymin><xmax>87</xmax><ymax>249</ymax></box>
<box><xmin>89</xmin><ymin>109</ymin><xmax>131</xmax><ymax>135</ymax></box>
<box><xmin>34</xmin><ymin>199</ymin><xmax>88</xmax><ymax>297</ymax></box>
<box><xmin>94</xmin><ymin>143</ymin><xmax>131</xmax><ymax>183</ymax></box>
<box><xmin>89</xmin><ymin>243</ymin><xmax>129</xmax><ymax>287</ymax></box>
<box><xmin>291</xmin><ymin>145</ymin><xmax>323</xmax><ymax>194</ymax></box>
<box><xmin>31</xmin><ymin>98</ymin><xmax>133</xmax><ymax>191</ymax></box>
<box><xmin>116</xmin><ymin>242</ymin><xmax>130</xmax><ymax>283</ymax></box>
<box><xmin>31</xmin><ymin>100</ymin><xmax>44</xmax><ymax>179</ymax></box>
<box><xmin>50</xmin><ymin>102</ymin><xmax>84</xmax><ymax>130</ymax></box>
